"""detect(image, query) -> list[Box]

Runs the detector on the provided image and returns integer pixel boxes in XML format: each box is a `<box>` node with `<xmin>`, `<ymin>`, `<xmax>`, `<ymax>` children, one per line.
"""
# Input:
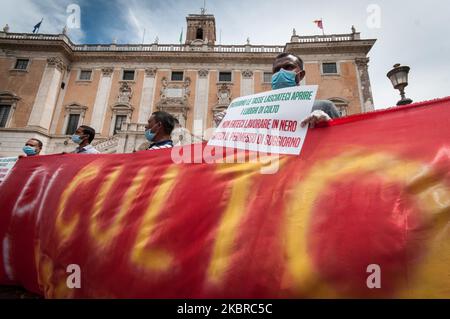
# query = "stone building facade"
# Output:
<box><xmin>0</xmin><ymin>12</ymin><xmax>376</xmax><ymax>156</ymax></box>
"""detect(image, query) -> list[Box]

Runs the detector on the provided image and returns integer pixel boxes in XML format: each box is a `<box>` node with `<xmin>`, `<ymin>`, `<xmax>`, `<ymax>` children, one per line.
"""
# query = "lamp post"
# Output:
<box><xmin>387</xmin><ymin>63</ymin><xmax>413</xmax><ymax>105</ymax></box>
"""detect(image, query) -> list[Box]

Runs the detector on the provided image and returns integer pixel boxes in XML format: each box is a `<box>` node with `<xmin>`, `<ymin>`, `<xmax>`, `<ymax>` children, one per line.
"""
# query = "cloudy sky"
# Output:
<box><xmin>1</xmin><ymin>0</ymin><xmax>449</xmax><ymax>109</ymax></box>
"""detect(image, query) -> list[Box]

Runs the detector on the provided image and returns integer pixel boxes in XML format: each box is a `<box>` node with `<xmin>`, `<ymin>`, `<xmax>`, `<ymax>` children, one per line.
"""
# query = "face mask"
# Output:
<box><xmin>23</xmin><ymin>146</ymin><xmax>37</xmax><ymax>156</ymax></box>
<box><xmin>145</xmin><ymin>130</ymin><xmax>156</xmax><ymax>142</ymax></box>
<box><xmin>145</xmin><ymin>123</ymin><xmax>160</xmax><ymax>142</ymax></box>
<box><xmin>272</xmin><ymin>68</ymin><xmax>299</xmax><ymax>90</ymax></box>
<box><xmin>71</xmin><ymin>135</ymin><xmax>83</xmax><ymax>144</ymax></box>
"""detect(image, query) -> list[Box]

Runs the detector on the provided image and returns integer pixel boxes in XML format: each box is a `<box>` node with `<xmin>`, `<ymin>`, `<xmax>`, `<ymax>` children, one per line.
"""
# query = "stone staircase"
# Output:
<box><xmin>92</xmin><ymin>136</ymin><xmax>119</xmax><ymax>154</ymax></box>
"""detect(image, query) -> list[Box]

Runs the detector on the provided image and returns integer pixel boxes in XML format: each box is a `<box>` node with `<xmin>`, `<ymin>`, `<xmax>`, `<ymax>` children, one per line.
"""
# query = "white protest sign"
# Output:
<box><xmin>208</xmin><ymin>85</ymin><xmax>318</xmax><ymax>155</ymax></box>
<box><xmin>0</xmin><ymin>157</ymin><xmax>19</xmax><ymax>184</ymax></box>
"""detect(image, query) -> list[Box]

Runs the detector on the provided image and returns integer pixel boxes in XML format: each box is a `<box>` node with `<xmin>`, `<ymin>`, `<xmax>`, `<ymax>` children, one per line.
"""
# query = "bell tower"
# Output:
<box><xmin>185</xmin><ymin>9</ymin><xmax>216</xmax><ymax>46</ymax></box>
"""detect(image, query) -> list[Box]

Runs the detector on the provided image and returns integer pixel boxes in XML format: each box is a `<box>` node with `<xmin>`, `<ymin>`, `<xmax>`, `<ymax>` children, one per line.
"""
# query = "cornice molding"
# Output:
<box><xmin>0</xmin><ymin>37</ymin><xmax>376</xmax><ymax>64</ymax></box>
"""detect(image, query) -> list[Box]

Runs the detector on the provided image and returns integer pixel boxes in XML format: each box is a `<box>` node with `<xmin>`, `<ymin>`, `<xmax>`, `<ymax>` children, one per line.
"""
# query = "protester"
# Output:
<box><xmin>214</xmin><ymin>52</ymin><xmax>340</xmax><ymax>128</ymax></box>
<box><xmin>145</xmin><ymin>111</ymin><xmax>175</xmax><ymax>150</ymax></box>
<box><xmin>22</xmin><ymin>138</ymin><xmax>43</xmax><ymax>156</ymax></box>
<box><xmin>71</xmin><ymin>125</ymin><xmax>100</xmax><ymax>154</ymax></box>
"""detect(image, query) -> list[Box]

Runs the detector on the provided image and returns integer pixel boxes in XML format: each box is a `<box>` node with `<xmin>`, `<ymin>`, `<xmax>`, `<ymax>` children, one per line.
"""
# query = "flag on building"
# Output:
<box><xmin>32</xmin><ymin>19</ymin><xmax>43</xmax><ymax>34</ymax></box>
<box><xmin>314</xmin><ymin>19</ymin><xmax>323</xmax><ymax>30</ymax></box>
<box><xmin>179</xmin><ymin>28</ymin><xmax>183</xmax><ymax>44</ymax></box>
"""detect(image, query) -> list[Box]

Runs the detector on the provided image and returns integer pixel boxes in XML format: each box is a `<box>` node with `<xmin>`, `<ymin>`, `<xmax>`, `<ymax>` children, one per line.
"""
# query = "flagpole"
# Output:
<box><xmin>321</xmin><ymin>17</ymin><xmax>325</xmax><ymax>36</ymax></box>
<box><xmin>37</xmin><ymin>18</ymin><xmax>44</xmax><ymax>33</ymax></box>
<box><xmin>142</xmin><ymin>28</ymin><xmax>146</xmax><ymax>45</ymax></box>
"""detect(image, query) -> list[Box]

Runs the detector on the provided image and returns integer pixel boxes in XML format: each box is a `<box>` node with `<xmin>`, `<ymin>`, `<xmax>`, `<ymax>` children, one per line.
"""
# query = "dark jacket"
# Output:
<box><xmin>312</xmin><ymin>100</ymin><xmax>341</xmax><ymax>119</ymax></box>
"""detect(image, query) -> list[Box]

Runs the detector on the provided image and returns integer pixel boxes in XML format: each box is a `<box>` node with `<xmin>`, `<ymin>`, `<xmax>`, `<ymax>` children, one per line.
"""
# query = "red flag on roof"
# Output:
<box><xmin>314</xmin><ymin>19</ymin><xmax>323</xmax><ymax>29</ymax></box>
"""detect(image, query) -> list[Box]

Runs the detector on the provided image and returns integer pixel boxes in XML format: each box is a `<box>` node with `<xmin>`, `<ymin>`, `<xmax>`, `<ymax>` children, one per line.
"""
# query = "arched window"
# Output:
<box><xmin>328</xmin><ymin>97</ymin><xmax>350</xmax><ymax>117</ymax></box>
<box><xmin>196</xmin><ymin>28</ymin><xmax>204</xmax><ymax>40</ymax></box>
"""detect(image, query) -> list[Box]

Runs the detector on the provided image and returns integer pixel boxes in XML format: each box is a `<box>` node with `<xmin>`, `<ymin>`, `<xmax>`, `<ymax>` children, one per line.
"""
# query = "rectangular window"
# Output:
<box><xmin>14</xmin><ymin>59</ymin><xmax>29</xmax><ymax>70</ymax></box>
<box><xmin>79</xmin><ymin>70</ymin><xmax>92</xmax><ymax>81</ymax></box>
<box><xmin>122</xmin><ymin>70</ymin><xmax>135</xmax><ymax>81</ymax></box>
<box><xmin>171</xmin><ymin>71</ymin><xmax>184</xmax><ymax>82</ymax></box>
<box><xmin>219</xmin><ymin>71</ymin><xmax>232</xmax><ymax>82</ymax></box>
<box><xmin>114</xmin><ymin>115</ymin><xmax>127</xmax><ymax>135</ymax></box>
<box><xmin>66</xmin><ymin>114</ymin><xmax>80</xmax><ymax>135</ymax></box>
<box><xmin>322</xmin><ymin>62</ymin><xmax>338</xmax><ymax>74</ymax></box>
<box><xmin>0</xmin><ymin>105</ymin><xmax>11</xmax><ymax>128</ymax></box>
<box><xmin>263</xmin><ymin>72</ymin><xmax>273</xmax><ymax>83</ymax></box>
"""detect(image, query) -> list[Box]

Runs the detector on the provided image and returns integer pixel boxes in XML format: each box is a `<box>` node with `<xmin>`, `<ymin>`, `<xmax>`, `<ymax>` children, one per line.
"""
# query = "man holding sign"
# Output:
<box><xmin>272</xmin><ymin>53</ymin><xmax>340</xmax><ymax>126</ymax></box>
<box><xmin>208</xmin><ymin>83</ymin><xmax>318</xmax><ymax>155</ymax></box>
<box><xmin>209</xmin><ymin>53</ymin><xmax>341</xmax><ymax>156</ymax></box>
<box><xmin>214</xmin><ymin>53</ymin><xmax>340</xmax><ymax>127</ymax></box>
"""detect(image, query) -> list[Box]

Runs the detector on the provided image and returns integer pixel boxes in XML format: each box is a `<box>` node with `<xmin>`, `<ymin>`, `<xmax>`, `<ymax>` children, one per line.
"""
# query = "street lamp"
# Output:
<box><xmin>387</xmin><ymin>63</ymin><xmax>413</xmax><ymax>105</ymax></box>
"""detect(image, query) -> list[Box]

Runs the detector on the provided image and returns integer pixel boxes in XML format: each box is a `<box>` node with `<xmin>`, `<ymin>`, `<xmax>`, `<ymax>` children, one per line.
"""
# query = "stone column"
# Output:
<box><xmin>91</xmin><ymin>67</ymin><xmax>114</xmax><ymax>135</ymax></box>
<box><xmin>28</xmin><ymin>57</ymin><xmax>65</xmax><ymax>131</ymax></box>
<box><xmin>193</xmin><ymin>69</ymin><xmax>210</xmax><ymax>137</ymax></box>
<box><xmin>50</xmin><ymin>67</ymin><xmax>71</xmax><ymax>134</ymax></box>
<box><xmin>138</xmin><ymin>68</ymin><xmax>157</xmax><ymax>123</ymax></box>
<box><xmin>241</xmin><ymin>70</ymin><xmax>254</xmax><ymax>97</ymax></box>
<box><xmin>355</xmin><ymin>58</ymin><xmax>374</xmax><ymax>112</ymax></box>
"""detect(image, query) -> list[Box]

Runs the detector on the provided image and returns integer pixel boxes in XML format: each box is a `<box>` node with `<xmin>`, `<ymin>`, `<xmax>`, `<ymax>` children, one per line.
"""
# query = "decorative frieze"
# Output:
<box><xmin>118</xmin><ymin>82</ymin><xmax>133</xmax><ymax>104</ymax></box>
<box><xmin>216</xmin><ymin>83</ymin><xmax>232</xmax><ymax>106</ymax></box>
<box><xmin>242</xmin><ymin>70</ymin><xmax>254</xmax><ymax>78</ymax></box>
<box><xmin>158</xmin><ymin>76</ymin><xmax>192</xmax><ymax>123</ymax></box>
<box><xmin>145</xmin><ymin>68</ymin><xmax>157</xmax><ymax>77</ymax></box>
<box><xmin>47</xmin><ymin>57</ymin><xmax>66</xmax><ymax>71</ymax></box>
<box><xmin>101</xmin><ymin>67</ymin><xmax>114</xmax><ymax>77</ymax></box>
<box><xmin>198</xmin><ymin>69</ymin><xmax>209</xmax><ymax>78</ymax></box>
<box><xmin>160</xmin><ymin>76</ymin><xmax>191</xmax><ymax>100</ymax></box>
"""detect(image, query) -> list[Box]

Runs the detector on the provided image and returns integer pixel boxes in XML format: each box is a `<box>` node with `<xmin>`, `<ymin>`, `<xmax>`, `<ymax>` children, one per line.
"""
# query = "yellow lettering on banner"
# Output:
<box><xmin>34</xmin><ymin>241</ymin><xmax>74</xmax><ymax>299</ymax></box>
<box><xmin>130</xmin><ymin>166</ymin><xmax>179</xmax><ymax>272</ymax></box>
<box><xmin>283</xmin><ymin>151</ymin><xmax>417</xmax><ymax>296</ymax></box>
<box><xmin>55</xmin><ymin>164</ymin><xmax>100</xmax><ymax>244</ymax></box>
<box><xmin>89</xmin><ymin>166</ymin><xmax>143</xmax><ymax>247</ymax></box>
<box><xmin>207</xmin><ymin>157</ymin><xmax>287</xmax><ymax>286</ymax></box>
<box><xmin>397</xmin><ymin>149</ymin><xmax>450</xmax><ymax>298</ymax></box>
<box><xmin>282</xmin><ymin>150</ymin><xmax>450</xmax><ymax>297</ymax></box>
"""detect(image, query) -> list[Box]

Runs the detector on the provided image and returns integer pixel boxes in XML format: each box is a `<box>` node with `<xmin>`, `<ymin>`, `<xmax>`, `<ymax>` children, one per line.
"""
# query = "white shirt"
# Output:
<box><xmin>73</xmin><ymin>144</ymin><xmax>100</xmax><ymax>154</ymax></box>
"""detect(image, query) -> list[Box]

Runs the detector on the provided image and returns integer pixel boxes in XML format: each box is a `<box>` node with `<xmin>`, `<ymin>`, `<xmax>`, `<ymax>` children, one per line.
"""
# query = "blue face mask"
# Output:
<box><xmin>71</xmin><ymin>135</ymin><xmax>83</xmax><ymax>144</ymax></box>
<box><xmin>145</xmin><ymin>122</ymin><xmax>161</xmax><ymax>142</ymax></box>
<box><xmin>272</xmin><ymin>68</ymin><xmax>299</xmax><ymax>90</ymax></box>
<box><xmin>145</xmin><ymin>130</ymin><xmax>156</xmax><ymax>142</ymax></box>
<box><xmin>23</xmin><ymin>146</ymin><xmax>37</xmax><ymax>156</ymax></box>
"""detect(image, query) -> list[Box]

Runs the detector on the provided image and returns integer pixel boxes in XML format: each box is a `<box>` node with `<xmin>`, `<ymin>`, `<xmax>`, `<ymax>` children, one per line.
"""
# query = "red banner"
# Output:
<box><xmin>1</xmin><ymin>97</ymin><xmax>450</xmax><ymax>298</ymax></box>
